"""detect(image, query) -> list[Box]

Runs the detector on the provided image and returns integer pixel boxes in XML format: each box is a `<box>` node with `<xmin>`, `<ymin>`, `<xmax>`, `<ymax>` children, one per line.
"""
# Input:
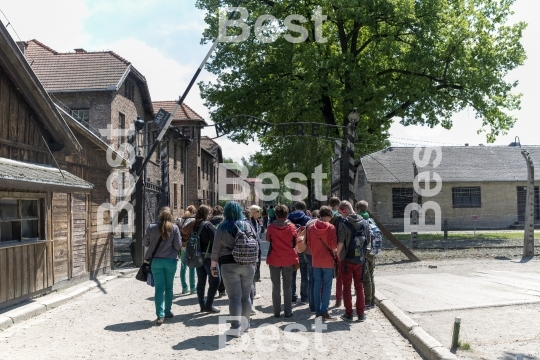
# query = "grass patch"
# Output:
<box><xmin>392</xmin><ymin>231</ymin><xmax>540</xmax><ymax>242</ymax></box>
<box><xmin>457</xmin><ymin>341</ymin><xmax>471</xmax><ymax>351</ymax></box>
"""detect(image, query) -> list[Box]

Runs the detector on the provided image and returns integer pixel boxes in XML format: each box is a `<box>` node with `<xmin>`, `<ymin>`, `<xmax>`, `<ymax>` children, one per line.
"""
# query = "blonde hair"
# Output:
<box><xmin>158</xmin><ymin>207</ymin><xmax>174</xmax><ymax>240</ymax></box>
<box><xmin>338</xmin><ymin>200</ymin><xmax>354</xmax><ymax>214</ymax></box>
<box><xmin>183</xmin><ymin>205</ymin><xmax>197</xmax><ymax>218</ymax></box>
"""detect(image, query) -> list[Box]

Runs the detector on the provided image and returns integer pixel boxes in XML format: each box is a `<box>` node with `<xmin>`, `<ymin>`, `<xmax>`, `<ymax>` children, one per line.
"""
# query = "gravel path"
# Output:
<box><xmin>0</xmin><ymin>264</ymin><xmax>422</xmax><ymax>360</ymax></box>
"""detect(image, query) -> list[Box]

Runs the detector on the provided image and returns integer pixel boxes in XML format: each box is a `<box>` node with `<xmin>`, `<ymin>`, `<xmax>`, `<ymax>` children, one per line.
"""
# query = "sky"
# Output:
<box><xmin>1</xmin><ymin>0</ymin><xmax>538</xmax><ymax>163</ymax></box>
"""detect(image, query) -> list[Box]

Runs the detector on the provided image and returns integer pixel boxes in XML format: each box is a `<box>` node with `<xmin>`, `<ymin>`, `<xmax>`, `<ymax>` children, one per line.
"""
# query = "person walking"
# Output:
<box><xmin>210</xmin><ymin>205</ymin><xmax>226</xmax><ymax>298</ymax></box>
<box><xmin>356</xmin><ymin>200</ymin><xmax>376</xmax><ymax>310</ymax></box>
<box><xmin>211</xmin><ymin>201</ymin><xmax>258</xmax><ymax>336</ymax></box>
<box><xmin>266</xmin><ymin>204</ymin><xmax>299</xmax><ymax>317</ymax></box>
<box><xmin>262</xmin><ymin>205</ymin><xmax>268</xmax><ymax>230</ymax></box>
<box><xmin>193</xmin><ymin>205</ymin><xmax>221</xmax><ymax>313</ymax></box>
<box><xmin>268</xmin><ymin>205</ymin><xmax>276</xmax><ymax>223</ymax></box>
<box><xmin>177</xmin><ymin>205</ymin><xmax>197</xmax><ymax>294</ymax></box>
<box><xmin>337</xmin><ymin>201</ymin><xmax>370</xmax><ymax>322</ymax></box>
<box><xmin>288</xmin><ymin>201</ymin><xmax>312</xmax><ymax>304</ymax></box>
<box><xmin>328</xmin><ymin>196</ymin><xmax>344</xmax><ymax>308</ymax></box>
<box><xmin>142</xmin><ymin>207</ymin><xmax>181</xmax><ymax>325</ymax></box>
<box><xmin>307</xmin><ymin>206</ymin><xmax>337</xmax><ymax>321</ymax></box>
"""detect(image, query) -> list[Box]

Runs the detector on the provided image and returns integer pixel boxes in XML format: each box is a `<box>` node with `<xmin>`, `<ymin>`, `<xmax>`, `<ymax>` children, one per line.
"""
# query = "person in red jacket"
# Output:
<box><xmin>307</xmin><ymin>205</ymin><xmax>338</xmax><ymax>321</ymax></box>
<box><xmin>266</xmin><ymin>204</ymin><xmax>299</xmax><ymax>317</ymax></box>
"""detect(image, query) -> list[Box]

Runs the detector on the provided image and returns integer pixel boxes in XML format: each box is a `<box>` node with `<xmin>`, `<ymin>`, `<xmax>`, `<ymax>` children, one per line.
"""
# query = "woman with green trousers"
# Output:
<box><xmin>143</xmin><ymin>207</ymin><xmax>181</xmax><ymax>324</ymax></box>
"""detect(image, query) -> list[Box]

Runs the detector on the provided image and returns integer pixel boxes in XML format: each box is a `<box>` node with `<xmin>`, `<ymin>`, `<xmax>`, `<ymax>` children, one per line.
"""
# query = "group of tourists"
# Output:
<box><xmin>142</xmin><ymin>196</ymin><xmax>380</xmax><ymax>336</ymax></box>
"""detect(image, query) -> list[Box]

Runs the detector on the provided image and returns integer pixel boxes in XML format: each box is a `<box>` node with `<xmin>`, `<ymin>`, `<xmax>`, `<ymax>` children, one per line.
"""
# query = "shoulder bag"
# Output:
<box><xmin>135</xmin><ymin>236</ymin><xmax>163</xmax><ymax>283</ymax></box>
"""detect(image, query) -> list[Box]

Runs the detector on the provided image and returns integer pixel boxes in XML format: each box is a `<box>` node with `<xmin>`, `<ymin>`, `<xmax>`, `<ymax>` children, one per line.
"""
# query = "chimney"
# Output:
<box><xmin>16</xmin><ymin>41</ymin><xmax>28</xmax><ymax>55</ymax></box>
<box><xmin>74</xmin><ymin>48</ymin><xmax>86</xmax><ymax>53</ymax></box>
<box><xmin>465</xmin><ymin>143</ymin><xmax>469</xmax><ymax>146</ymax></box>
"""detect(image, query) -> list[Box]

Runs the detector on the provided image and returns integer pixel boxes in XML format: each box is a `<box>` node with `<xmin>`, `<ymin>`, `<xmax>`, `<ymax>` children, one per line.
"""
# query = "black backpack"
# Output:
<box><xmin>341</xmin><ymin>219</ymin><xmax>368</xmax><ymax>263</ymax></box>
<box><xmin>185</xmin><ymin>222</ymin><xmax>210</xmax><ymax>268</ymax></box>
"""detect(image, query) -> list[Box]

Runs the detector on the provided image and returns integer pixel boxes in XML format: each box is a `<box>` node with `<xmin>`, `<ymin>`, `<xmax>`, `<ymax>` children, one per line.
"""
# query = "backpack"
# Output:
<box><xmin>185</xmin><ymin>222</ymin><xmax>210</xmax><ymax>268</ymax></box>
<box><xmin>179</xmin><ymin>218</ymin><xmax>195</xmax><ymax>246</ymax></box>
<box><xmin>231</xmin><ymin>221</ymin><xmax>259</xmax><ymax>265</ymax></box>
<box><xmin>368</xmin><ymin>219</ymin><xmax>383</xmax><ymax>255</ymax></box>
<box><xmin>341</xmin><ymin>219</ymin><xmax>368</xmax><ymax>263</ymax></box>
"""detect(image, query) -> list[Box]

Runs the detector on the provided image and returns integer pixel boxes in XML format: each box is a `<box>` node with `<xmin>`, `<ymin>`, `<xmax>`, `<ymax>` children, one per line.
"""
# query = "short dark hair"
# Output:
<box><xmin>274</xmin><ymin>204</ymin><xmax>289</xmax><ymax>219</ymax></box>
<box><xmin>319</xmin><ymin>206</ymin><xmax>333</xmax><ymax>218</ymax></box>
<box><xmin>295</xmin><ymin>201</ymin><xmax>307</xmax><ymax>211</ymax></box>
<box><xmin>329</xmin><ymin>197</ymin><xmax>340</xmax><ymax>208</ymax></box>
<box><xmin>355</xmin><ymin>200</ymin><xmax>368</xmax><ymax>212</ymax></box>
<box><xmin>311</xmin><ymin>210</ymin><xmax>320</xmax><ymax>219</ymax></box>
<box><xmin>213</xmin><ymin>205</ymin><xmax>223</xmax><ymax>216</ymax></box>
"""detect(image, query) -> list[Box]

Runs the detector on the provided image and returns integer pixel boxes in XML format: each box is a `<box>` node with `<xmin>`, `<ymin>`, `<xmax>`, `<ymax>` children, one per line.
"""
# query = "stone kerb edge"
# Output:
<box><xmin>375</xmin><ymin>291</ymin><xmax>457</xmax><ymax>360</ymax></box>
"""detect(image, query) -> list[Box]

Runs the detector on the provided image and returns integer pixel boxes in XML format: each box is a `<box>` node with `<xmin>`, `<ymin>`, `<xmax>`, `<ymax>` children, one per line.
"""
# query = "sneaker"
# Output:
<box><xmin>365</xmin><ymin>304</ymin><xmax>374</xmax><ymax>310</ymax></box>
<box><xmin>181</xmin><ymin>288</ymin><xmax>189</xmax><ymax>294</ymax></box>
<box><xmin>333</xmin><ymin>300</ymin><xmax>342</xmax><ymax>308</ymax></box>
<box><xmin>204</xmin><ymin>306</ymin><xmax>221</xmax><ymax>314</ymax></box>
<box><xmin>156</xmin><ymin>317</ymin><xmax>164</xmax><ymax>325</ymax></box>
<box><xmin>274</xmin><ymin>313</ymin><xmax>280</xmax><ymax>317</ymax></box>
<box><xmin>340</xmin><ymin>314</ymin><xmax>354</xmax><ymax>322</ymax></box>
<box><xmin>251</xmin><ymin>309</ymin><xmax>256</xmax><ymax>315</ymax></box>
<box><xmin>164</xmin><ymin>312</ymin><xmax>174</xmax><ymax>319</ymax></box>
<box><xmin>190</xmin><ymin>289</ymin><xmax>196</xmax><ymax>294</ymax></box>
<box><xmin>315</xmin><ymin>313</ymin><xmax>322</xmax><ymax>318</ymax></box>
<box><xmin>225</xmin><ymin>327</ymin><xmax>241</xmax><ymax>338</ymax></box>
<box><xmin>285</xmin><ymin>312</ymin><xmax>293</xmax><ymax>318</ymax></box>
<box><xmin>357</xmin><ymin>314</ymin><xmax>366</xmax><ymax>322</ymax></box>
<box><xmin>254</xmin><ymin>294</ymin><xmax>262</xmax><ymax>299</ymax></box>
<box><xmin>321</xmin><ymin>312</ymin><xmax>335</xmax><ymax>321</ymax></box>
<box><xmin>217</xmin><ymin>292</ymin><xmax>226</xmax><ymax>298</ymax></box>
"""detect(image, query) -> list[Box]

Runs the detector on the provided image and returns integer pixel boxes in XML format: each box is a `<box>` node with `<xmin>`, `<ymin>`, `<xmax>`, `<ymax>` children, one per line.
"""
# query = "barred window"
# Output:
<box><xmin>452</xmin><ymin>187</ymin><xmax>481</xmax><ymax>208</ymax></box>
<box><xmin>392</xmin><ymin>188</ymin><xmax>422</xmax><ymax>218</ymax></box>
<box><xmin>71</xmin><ymin>109</ymin><xmax>89</xmax><ymax>122</ymax></box>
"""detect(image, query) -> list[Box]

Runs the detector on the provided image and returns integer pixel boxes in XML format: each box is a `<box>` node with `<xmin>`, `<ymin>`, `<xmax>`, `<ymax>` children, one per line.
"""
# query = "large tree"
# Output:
<box><xmin>197</xmin><ymin>0</ymin><xmax>525</xmax><ymax>169</ymax></box>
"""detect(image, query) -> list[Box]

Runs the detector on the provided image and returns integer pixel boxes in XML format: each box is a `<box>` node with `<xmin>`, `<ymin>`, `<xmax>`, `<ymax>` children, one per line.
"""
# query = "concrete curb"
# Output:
<box><xmin>375</xmin><ymin>290</ymin><xmax>457</xmax><ymax>360</ymax></box>
<box><xmin>0</xmin><ymin>273</ymin><xmax>118</xmax><ymax>332</ymax></box>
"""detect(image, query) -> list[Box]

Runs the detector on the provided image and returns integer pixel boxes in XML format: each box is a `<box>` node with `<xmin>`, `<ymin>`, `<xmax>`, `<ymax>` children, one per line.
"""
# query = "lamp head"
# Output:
<box><xmin>348</xmin><ymin>108</ymin><xmax>360</xmax><ymax>124</ymax></box>
<box><xmin>134</xmin><ymin>116</ymin><xmax>145</xmax><ymax>132</ymax></box>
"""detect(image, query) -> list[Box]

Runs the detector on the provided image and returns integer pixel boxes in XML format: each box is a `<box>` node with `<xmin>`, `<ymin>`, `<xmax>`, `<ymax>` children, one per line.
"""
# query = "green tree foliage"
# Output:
<box><xmin>197</xmin><ymin>0</ymin><xmax>526</xmax><ymax>165</ymax></box>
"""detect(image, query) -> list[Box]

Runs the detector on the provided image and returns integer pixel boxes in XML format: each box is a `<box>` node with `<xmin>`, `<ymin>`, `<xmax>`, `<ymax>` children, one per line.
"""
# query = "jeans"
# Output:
<box><xmin>304</xmin><ymin>254</ymin><xmax>315</xmax><ymax>311</ymax></box>
<box><xmin>180</xmin><ymin>249</ymin><xmax>196</xmax><ymax>291</ymax></box>
<box><xmin>263</xmin><ymin>217</ymin><xmax>268</xmax><ymax>228</ymax></box>
<box><xmin>342</xmin><ymin>261</ymin><xmax>365</xmax><ymax>316</ymax></box>
<box><xmin>299</xmin><ymin>254</ymin><xmax>308</xmax><ymax>302</ymax></box>
<box><xmin>313</xmin><ymin>267</ymin><xmax>333</xmax><ymax>314</ymax></box>
<box><xmin>221</xmin><ymin>263</ymin><xmax>255</xmax><ymax>329</ymax></box>
<box><xmin>269</xmin><ymin>265</ymin><xmax>293</xmax><ymax>316</ymax></box>
<box><xmin>363</xmin><ymin>254</ymin><xmax>375</xmax><ymax>305</ymax></box>
<box><xmin>196</xmin><ymin>257</ymin><xmax>221</xmax><ymax>310</ymax></box>
<box><xmin>291</xmin><ymin>270</ymin><xmax>298</xmax><ymax>301</ymax></box>
<box><xmin>151</xmin><ymin>258</ymin><xmax>178</xmax><ymax>318</ymax></box>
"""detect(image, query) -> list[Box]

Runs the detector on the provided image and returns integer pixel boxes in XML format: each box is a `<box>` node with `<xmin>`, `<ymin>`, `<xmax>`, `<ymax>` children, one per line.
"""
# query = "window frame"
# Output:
<box><xmin>452</xmin><ymin>187</ymin><xmax>482</xmax><ymax>208</ymax></box>
<box><xmin>392</xmin><ymin>188</ymin><xmax>422</xmax><ymax>219</ymax></box>
<box><xmin>0</xmin><ymin>197</ymin><xmax>43</xmax><ymax>244</ymax></box>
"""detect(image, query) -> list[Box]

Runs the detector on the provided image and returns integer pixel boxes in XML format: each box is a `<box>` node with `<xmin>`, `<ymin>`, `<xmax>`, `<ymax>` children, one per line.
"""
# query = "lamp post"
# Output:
<box><xmin>131</xmin><ymin>116</ymin><xmax>146</xmax><ymax>267</ymax></box>
<box><xmin>339</xmin><ymin>108</ymin><xmax>359</xmax><ymax>202</ymax></box>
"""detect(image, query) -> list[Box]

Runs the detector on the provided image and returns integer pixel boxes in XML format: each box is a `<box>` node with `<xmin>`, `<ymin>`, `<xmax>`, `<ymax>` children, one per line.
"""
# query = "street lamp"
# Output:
<box><xmin>348</xmin><ymin>108</ymin><xmax>360</xmax><ymax>124</ymax></box>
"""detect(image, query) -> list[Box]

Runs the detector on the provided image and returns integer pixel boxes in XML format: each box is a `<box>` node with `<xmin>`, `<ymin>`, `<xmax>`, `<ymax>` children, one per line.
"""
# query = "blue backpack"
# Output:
<box><xmin>368</xmin><ymin>219</ymin><xmax>383</xmax><ymax>255</ymax></box>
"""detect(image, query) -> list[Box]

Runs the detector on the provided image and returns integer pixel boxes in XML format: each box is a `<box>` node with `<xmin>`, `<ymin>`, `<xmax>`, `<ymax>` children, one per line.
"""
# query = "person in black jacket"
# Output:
<box><xmin>194</xmin><ymin>205</ymin><xmax>220</xmax><ymax>313</ymax></box>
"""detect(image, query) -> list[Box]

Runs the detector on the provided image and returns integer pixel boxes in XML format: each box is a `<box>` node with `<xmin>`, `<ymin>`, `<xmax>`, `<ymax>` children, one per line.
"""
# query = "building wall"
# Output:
<box><xmin>368</xmin><ymin>181</ymin><xmax>532</xmax><ymax>231</ymax></box>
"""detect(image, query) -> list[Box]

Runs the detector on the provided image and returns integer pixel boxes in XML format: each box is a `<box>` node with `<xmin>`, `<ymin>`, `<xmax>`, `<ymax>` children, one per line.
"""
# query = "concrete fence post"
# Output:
<box><xmin>521</xmin><ymin>149</ymin><xmax>535</xmax><ymax>257</ymax></box>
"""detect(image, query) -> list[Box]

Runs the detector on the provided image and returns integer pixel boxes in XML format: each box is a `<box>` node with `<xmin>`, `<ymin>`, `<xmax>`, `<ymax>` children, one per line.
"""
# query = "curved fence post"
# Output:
<box><xmin>521</xmin><ymin>149</ymin><xmax>535</xmax><ymax>257</ymax></box>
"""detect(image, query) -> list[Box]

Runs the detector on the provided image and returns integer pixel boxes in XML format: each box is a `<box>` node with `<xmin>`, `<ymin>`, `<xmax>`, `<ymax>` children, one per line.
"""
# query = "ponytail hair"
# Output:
<box><xmin>183</xmin><ymin>205</ymin><xmax>197</xmax><ymax>219</ymax></box>
<box><xmin>158</xmin><ymin>206</ymin><xmax>173</xmax><ymax>239</ymax></box>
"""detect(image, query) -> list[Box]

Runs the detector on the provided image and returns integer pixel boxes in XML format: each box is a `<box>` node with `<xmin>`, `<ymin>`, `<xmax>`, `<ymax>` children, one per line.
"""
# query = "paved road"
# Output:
<box><xmin>1</xmin><ymin>265</ymin><xmax>421</xmax><ymax>360</ymax></box>
<box><xmin>376</xmin><ymin>257</ymin><xmax>540</xmax><ymax>359</ymax></box>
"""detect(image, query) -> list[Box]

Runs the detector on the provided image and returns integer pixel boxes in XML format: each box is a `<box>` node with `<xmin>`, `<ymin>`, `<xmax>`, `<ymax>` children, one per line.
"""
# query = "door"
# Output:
<box><xmin>71</xmin><ymin>193</ymin><xmax>87</xmax><ymax>276</ymax></box>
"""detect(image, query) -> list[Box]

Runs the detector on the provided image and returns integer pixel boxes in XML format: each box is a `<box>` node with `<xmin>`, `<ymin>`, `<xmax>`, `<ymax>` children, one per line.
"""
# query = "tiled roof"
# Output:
<box><xmin>360</xmin><ymin>146</ymin><xmax>540</xmax><ymax>183</ymax></box>
<box><xmin>152</xmin><ymin>101</ymin><xmax>206</xmax><ymax>123</ymax></box>
<box><xmin>24</xmin><ymin>40</ymin><xmax>137</xmax><ymax>92</ymax></box>
<box><xmin>0</xmin><ymin>157</ymin><xmax>93</xmax><ymax>191</ymax></box>
<box><xmin>201</xmin><ymin>136</ymin><xmax>222</xmax><ymax>161</ymax></box>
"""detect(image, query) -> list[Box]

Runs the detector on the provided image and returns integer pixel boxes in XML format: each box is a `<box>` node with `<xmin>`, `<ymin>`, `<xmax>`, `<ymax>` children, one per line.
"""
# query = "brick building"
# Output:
<box><xmin>354</xmin><ymin>145</ymin><xmax>540</xmax><ymax>231</ymax></box>
<box><xmin>150</xmin><ymin>102</ymin><xmax>222</xmax><ymax>218</ymax></box>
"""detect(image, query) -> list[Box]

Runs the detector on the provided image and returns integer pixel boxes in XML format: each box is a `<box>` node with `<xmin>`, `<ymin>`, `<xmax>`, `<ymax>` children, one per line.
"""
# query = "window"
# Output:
<box><xmin>452</xmin><ymin>187</ymin><xmax>481</xmax><ymax>208</ymax></box>
<box><xmin>198</xmin><ymin>166</ymin><xmax>201</xmax><ymax>189</ymax></box>
<box><xmin>71</xmin><ymin>109</ymin><xmax>89</xmax><ymax>123</ymax></box>
<box><xmin>181</xmin><ymin>185</ymin><xmax>184</xmax><ymax>209</ymax></box>
<box><xmin>0</xmin><ymin>199</ymin><xmax>41</xmax><ymax>242</ymax></box>
<box><xmin>119</xmin><ymin>113</ymin><xmax>126</xmax><ymax>144</ymax></box>
<box><xmin>203</xmin><ymin>190</ymin><xmax>206</xmax><ymax>201</ymax></box>
<box><xmin>173</xmin><ymin>144</ymin><xmax>177</xmax><ymax>169</ymax></box>
<box><xmin>125</xmin><ymin>81</ymin><xmax>135</xmax><ymax>101</ymax></box>
<box><xmin>173</xmin><ymin>184</ymin><xmax>178</xmax><ymax>209</ymax></box>
<box><xmin>179</xmin><ymin>145</ymin><xmax>183</xmax><ymax>169</ymax></box>
<box><xmin>392</xmin><ymin>188</ymin><xmax>422</xmax><ymax>218</ymax></box>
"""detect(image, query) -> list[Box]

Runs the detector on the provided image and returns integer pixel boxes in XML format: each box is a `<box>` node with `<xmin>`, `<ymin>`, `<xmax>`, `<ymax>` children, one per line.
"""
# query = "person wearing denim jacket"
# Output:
<box><xmin>211</xmin><ymin>201</ymin><xmax>258</xmax><ymax>337</ymax></box>
<box><xmin>143</xmin><ymin>207</ymin><xmax>181</xmax><ymax>325</ymax></box>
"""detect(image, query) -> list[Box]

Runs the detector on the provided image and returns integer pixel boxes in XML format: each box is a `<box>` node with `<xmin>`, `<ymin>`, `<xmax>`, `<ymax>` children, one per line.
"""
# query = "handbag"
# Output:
<box><xmin>135</xmin><ymin>236</ymin><xmax>163</xmax><ymax>282</ymax></box>
<box><xmin>318</xmin><ymin>237</ymin><xmax>339</xmax><ymax>279</ymax></box>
